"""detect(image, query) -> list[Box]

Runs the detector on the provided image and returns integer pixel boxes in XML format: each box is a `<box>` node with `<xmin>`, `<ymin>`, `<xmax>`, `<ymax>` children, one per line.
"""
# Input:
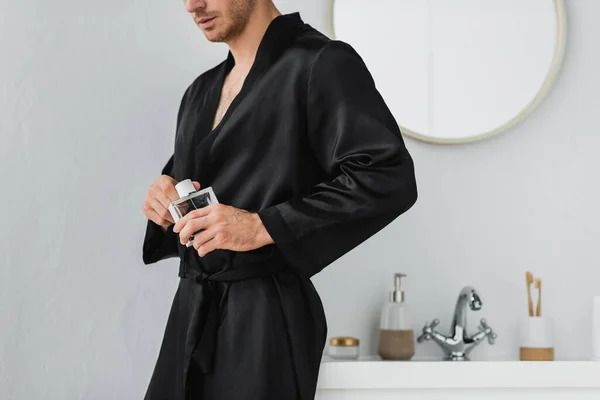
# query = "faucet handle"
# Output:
<box><xmin>479</xmin><ymin>318</ymin><xmax>497</xmax><ymax>345</ymax></box>
<box><xmin>417</xmin><ymin>318</ymin><xmax>440</xmax><ymax>343</ymax></box>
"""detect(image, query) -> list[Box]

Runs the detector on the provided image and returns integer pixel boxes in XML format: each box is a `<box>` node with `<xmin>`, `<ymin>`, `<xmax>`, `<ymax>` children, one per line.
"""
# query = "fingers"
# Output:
<box><xmin>157</xmin><ymin>175</ymin><xmax>179</xmax><ymax>203</ymax></box>
<box><xmin>191</xmin><ymin>228</ymin><xmax>222</xmax><ymax>257</ymax></box>
<box><xmin>154</xmin><ymin>191</ymin><xmax>176</xmax><ymax>223</ymax></box>
<box><xmin>145</xmin><ymin>207</ymin><xmax>171</xmax><ymax>228</ymax></box>
<box><xmin>195</xmin><ymin>237</ymin><xmax>219</xmax><ymax>257</ymax></box>
<box><xmin>149</xmin><ymin>197</ymin><xmax>175</xmax><ymax>225</ymax></box>
<box><xmin>144</xmin><ymin>175</ymin><xmax>186</xmax><ymax>228</ymax></box>
<box><xmin>162</xmin><ymin>182</ymin><xmax>180</xmax><ymax>203</ymax></box>
<box><xmin>192</xmin><ymin>181</ymin><xmax>201</xmax><ymax>191</ymax></box>
<box><xmin>190</xmin><ymin>228</ymin><xmax>213</xmax><ymax>246</ymax></box>
<box><xmin>177</xmin><ymin>214</ymin><xmax>210</xmax><ymax>244</ymax></box>
<box><xmin>145</xmin><ymin>175</ymin><xmax>179</xmax><ymax>224</ymax></box>
<box><xmin>173</xmin><ymin>205</ymin><xmax>214</xmax><ymax>233</ymax></box>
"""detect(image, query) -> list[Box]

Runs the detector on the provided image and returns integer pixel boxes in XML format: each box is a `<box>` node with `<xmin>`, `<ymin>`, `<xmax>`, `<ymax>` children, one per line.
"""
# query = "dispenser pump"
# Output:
<box><xmin>390</xmin><ymin>273</ymin><xmax>406</xmax><ymax>303</ymax></box>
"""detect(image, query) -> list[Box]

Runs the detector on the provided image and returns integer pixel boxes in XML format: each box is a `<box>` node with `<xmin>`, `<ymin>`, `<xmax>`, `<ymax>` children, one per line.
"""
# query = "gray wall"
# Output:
<box><xmin>0</xmin><ymin>1</ymin><xmax>597</xmax><ymax>399</ymax></box>
<box><xmin>313</xmin><ymin>0</ymin><xmax>600</xmax><ymax>362</ymax></box>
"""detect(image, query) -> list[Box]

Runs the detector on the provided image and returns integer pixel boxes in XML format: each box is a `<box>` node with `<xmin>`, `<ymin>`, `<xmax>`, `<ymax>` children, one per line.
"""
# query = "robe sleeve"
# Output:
<box><xmin>142</xmin><ymin>86</ymin><xmax>191</xmax><ymax>265</ymax></box>
<box><xmin>142</xmin><ymin>154</ymin><xmax>180</xmax><ymax>265</ymax></box>
<box><xmin>257</xmin><ymin>41</ymin><xmax>418</xmax><ymax>278</ymax></box>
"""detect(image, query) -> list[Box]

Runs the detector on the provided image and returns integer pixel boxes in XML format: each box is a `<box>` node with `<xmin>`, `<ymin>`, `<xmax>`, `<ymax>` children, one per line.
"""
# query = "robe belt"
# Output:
<box><xmin>180</xmin><ymin>259</ymin><xmax>288</xmax><ymax>375</ymax></box>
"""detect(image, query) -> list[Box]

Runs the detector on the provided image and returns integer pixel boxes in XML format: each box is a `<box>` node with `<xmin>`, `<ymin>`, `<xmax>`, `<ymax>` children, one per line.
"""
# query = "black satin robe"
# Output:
<box><xmin>141</xmin><ymin>12</ymin><xmax>417</xmax><ymax>400</ymax></box>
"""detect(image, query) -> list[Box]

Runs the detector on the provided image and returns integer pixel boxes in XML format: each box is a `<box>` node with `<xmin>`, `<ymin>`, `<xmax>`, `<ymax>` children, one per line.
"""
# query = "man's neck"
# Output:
<box><xmin>226</xmin><ymin>5</ymin><xmax>281</xmax><ymax>73</ymax></box>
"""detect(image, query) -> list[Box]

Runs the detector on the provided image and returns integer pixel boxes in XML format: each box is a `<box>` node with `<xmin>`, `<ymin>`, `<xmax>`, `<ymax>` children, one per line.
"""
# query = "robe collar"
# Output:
<box><xmin>184</xmin><ymin>13</ymin><xmax>305</xmax><ymax>179</ymax></box>
<box><xmin>223</xmin><ymin>12</ymin><xmax>305</xmax><ymax>84</ymax></box>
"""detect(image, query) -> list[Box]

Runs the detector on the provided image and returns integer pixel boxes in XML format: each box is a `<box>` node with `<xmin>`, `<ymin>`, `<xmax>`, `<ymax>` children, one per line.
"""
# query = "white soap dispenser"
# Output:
<box><xmin>377</xmin><ymin>273</ymin><xmax>415</xmax><ymax>360</ymax></box>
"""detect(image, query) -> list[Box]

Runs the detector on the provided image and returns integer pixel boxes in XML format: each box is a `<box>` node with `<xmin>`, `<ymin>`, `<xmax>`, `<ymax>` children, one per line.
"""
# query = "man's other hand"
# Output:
<box><xmin>143</xmin><ymin>175</ymin><xmax>201</xmax><ymax>231</ymax></box>
<box><xmin>172</xmin><ymin>204</ymin><xmax>274</xmax><ymax>257</ymax></box>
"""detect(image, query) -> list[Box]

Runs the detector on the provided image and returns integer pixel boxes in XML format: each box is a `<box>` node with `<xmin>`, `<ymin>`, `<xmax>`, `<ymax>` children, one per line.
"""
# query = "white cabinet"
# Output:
<box><xmin>316</xmin><ymin>359</ymin><xmax>600</xmax><ymax>399</ymax></box>
<box><xmin>317</xmin><ymin>389</ymin><xmax>600</xmax><ymax>400</ymax></box>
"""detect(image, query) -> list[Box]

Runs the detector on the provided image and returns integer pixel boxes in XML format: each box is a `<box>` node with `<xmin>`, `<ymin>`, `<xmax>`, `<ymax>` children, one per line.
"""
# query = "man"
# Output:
<box><xmin>141</xmin><ymin>0</ymin><xmax>418</xmax><ymax>399</ymax></box>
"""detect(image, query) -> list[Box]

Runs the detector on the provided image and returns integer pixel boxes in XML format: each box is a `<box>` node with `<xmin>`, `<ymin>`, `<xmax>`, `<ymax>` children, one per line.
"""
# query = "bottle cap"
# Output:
<box><xmin>329</xmin><ymin>336</ymin><xmax>359</xmax><ymax>347</ymax></box>
<box><xmin>175</xmin><ymin>179</ymin><xmax>196</xmax><ymax>198</ymax></box>
<box><xmin>390</xmin><ymin>273</ymin><xmax>406</xmax><ymax>303</ymax></box>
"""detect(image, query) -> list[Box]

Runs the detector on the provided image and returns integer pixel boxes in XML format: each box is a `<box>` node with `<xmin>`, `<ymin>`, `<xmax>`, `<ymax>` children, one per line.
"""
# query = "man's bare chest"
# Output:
<box><xmin>212</xmin><ymin>73</ymin><xmax>246</xmax><ymax>131</ymax></box>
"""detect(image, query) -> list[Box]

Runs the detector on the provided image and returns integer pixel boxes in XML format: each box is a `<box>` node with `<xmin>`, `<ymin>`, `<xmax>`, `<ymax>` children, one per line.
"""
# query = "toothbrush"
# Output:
<box><xmin>534</xmin><ymin>278</ymin><xmax>542</xmax><ymax>317</ymax></box>
<box><xmin>526</xmin><ymin>272</ymin><xmax>534</xmax><ymax>317</ymax></box>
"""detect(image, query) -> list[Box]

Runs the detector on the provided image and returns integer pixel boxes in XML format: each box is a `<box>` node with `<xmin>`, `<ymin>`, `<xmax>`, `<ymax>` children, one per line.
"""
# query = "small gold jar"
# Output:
<box><xmin>328</xmin><ymin>336</ymin><xmax>360</xmax><ymax>359</ymax></box>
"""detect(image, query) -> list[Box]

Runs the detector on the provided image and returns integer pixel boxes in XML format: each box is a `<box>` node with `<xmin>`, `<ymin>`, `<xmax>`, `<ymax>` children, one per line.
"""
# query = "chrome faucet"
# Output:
<box><xmin>417</xmin><ymin>286</ymin><xmax>497</xmax><ymax>361</ymax></box>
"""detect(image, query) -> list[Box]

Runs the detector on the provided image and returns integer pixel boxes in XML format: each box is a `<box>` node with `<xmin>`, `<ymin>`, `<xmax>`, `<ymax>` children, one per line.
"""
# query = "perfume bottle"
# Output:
<box><xmin>168</xmin><ymin>179</ymin><xmax>219</xmax><ymax>247</ymax></box>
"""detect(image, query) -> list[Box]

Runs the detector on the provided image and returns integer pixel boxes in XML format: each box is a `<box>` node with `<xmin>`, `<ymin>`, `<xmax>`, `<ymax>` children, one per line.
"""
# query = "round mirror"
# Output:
<box><xmin>332</xmin><ymin>0</ymin><xmax>567</xmax><ymax>144</ymax></box>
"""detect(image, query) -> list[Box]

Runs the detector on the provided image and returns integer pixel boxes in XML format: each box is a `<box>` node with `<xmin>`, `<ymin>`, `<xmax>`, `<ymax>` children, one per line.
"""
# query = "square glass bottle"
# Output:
<box><xmin>168</xmin><ymin>179</ymin><xmax>219</xmax><ymax>247</ymax></box>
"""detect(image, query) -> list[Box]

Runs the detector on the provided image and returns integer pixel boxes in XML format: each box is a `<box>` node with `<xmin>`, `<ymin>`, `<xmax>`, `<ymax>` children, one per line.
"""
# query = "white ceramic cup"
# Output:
<box><xmin>520</xmin><ymin>316</ymin><xmax>553</xmax><ymax>348</ymax></box>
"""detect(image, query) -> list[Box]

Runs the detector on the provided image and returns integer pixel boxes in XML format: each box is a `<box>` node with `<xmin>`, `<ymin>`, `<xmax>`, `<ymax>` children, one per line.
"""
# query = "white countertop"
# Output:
<box><xmin>317</xmin><ymin>356</ymin><xmax>600</xmax><ymax>390</ymax></box>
